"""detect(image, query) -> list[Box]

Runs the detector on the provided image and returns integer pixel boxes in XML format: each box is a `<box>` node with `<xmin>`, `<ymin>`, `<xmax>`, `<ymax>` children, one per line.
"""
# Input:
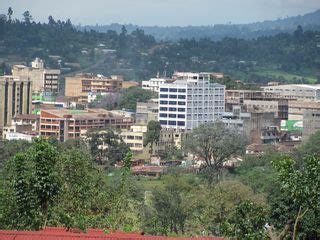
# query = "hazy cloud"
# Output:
<box><xmin>0</xmin><ymin>0</ymin><xmax>319</xmax><ymax>26</ymax></box>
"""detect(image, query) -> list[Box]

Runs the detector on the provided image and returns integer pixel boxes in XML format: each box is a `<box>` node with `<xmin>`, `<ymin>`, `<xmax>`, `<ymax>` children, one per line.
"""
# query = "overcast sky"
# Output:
<box><xmin>1</xmin><ymin>0</ymin><xmax>319</xmax><ymax>26</ymax></box>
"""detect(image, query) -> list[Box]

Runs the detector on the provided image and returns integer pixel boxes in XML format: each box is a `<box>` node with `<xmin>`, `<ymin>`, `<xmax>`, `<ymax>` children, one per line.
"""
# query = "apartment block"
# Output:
<box><xmin>158</xmin><ymin>72</ymin><xmax>225</xmax><ymax>131</ymax></box>
<box><xmin>65</xmin><ymin>74</ymin><xmax>123</xmax><ymax>98</ymax></box>
<box><xmin>0</xmin><ymin>76</ymin><xmax>32</xmax><ymax>133</ymax></box>
<box><xmin>120</xmin><ymin>125</ymin><xmax>147</xmax><ymax>152</ymax></box>
<box><xmin>288</xmin><ymin>101</ymin><xmax>320</xmax><ymax>121</ymax></box>
<box><xmin>142</xmin><ymin>77</ymin><xmax>171</xmax><ymax>92</ymax></box>
<box><xmin>12</xmin><ymin>58</ymin><xmax>60</xmax><ymax>94</ymax></box>
<box><xmin>302</xmin><ymin>110</ymin><xmax>320</xmax><ymax>142</ymax></box>
<box><xmin>40</xmin><ymin>108</ymin><xmax>134</xmax><ymax>142</ymax></box>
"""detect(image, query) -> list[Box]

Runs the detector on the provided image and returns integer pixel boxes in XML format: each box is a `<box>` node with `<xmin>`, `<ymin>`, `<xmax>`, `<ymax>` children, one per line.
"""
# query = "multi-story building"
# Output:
<box><xmin>142</xmin><ymin>77</ymin><xmax>170</xmax><ymax>93</ymax></box>
<box><xmin>120</xmin><ymin>125</ymin><xmax>147</xmax><ymax>152</ymax></box>
<box><xmin>136</xmin><ymin>99</ymin><xmax>159</xmax><ymax>125</ymax></box>
<box><xmin>261</xmin><ymin>84</ymin><xmax>320</xmax><ymax>101</ymax></box>
<box><xmin>158</xmin><ymin>72</ymin><xmax>225</xmax><ymax>131</ymax></box>
<box><xmin>65</xmin><ymin>74</ymin><xmax>123</xmax><ymax>99</ymax></box>
<box><xmin>40</xmin><ymin>108</ymin><xmax>134</xmax><ymax>142</ymax></box>
<box><xmin>12</xmin><ymin>58</ymin><xmax>60</xmax><ymax>94</ymax></box>
<box><xmin>225</xmin><ymin>90</ymin><xmax>289</xmax><ymax>120</ymax></box>
<box><xmin>302</xmin><ymin>110</ymin><xmax>320</xmax><ymax>142</ymax></box>
<box><xmin>288</xmin><ymin>101</ymin><xmax>320</xmax><ymax>121</ymax></box>
<box><xmin>0</xmin><ymin>76</ymin><xmax>32</xmax><ymax>135</ymax></box>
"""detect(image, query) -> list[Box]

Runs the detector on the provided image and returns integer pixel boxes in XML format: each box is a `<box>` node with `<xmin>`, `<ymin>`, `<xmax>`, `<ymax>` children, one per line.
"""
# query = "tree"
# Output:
<box><xmin>270</xmin><ymin>155</ymin><xmax>320</xmax><ymax>239</ymax></box>
<box><xmin>184</xmin><ymin>121</ymin><xmax>246</xmax><ymax>183</ymax></box>
<box><xmin>2</xmin><ymin>138</ymin><xmax>61</xmax><ymax>230</ymax></box>
<box><xmin>22</xmin><ymin>11</ymin><xmax>32</xmax><ymax>24</ymax></box>
<box><xmin>86</xmin><ymin>128</ymin><xmax>130</xmax><ymax>167</ymax></box>
<box><xmin>143</xmin><ymin>120</ymin><xmax>162</xmax><ymax>155</ymax></box>
<box><xmin>118</xmin><ymin>87</ymin><xmax>156</xmax><ymax>111</ymax></box>
<box><xmin>7</xmin><ymin>7</ymin><xmax>13</xmax><ymax>22</ymax></box>
<box><xmin>222</xmin><ymin>201</ymin><xmax>269</xmax><ymax>239</ymax></box>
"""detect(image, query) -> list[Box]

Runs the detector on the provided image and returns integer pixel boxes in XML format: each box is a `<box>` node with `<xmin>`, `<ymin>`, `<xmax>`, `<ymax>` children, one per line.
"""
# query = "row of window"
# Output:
<box><xmin>159</xmin><ymin>114</ymin><xmax>185</xmax><ymax>118</ymax></box>
<box><xmin>160</xmin><ymin>88</ymin><xmax>186</xmax><ymax>93</ymax></box>
<box><xmin>160</xmin><ymin>120</ymin><xmax>185</xmax><ymax>126</ymax></box>
<box><xmin>159</xmin><ymin>101</ymin><xmax>186</xmax><ymax>105</ymax></box>
<box><xmin>159</xmin><ymin>107</ymin><xmax>185</xmax><ymax>112</ymax></box>
<box><xmin>160</xmin><ymin>94</ymin><xmax>186</xmax><ymax>99</ymax></box>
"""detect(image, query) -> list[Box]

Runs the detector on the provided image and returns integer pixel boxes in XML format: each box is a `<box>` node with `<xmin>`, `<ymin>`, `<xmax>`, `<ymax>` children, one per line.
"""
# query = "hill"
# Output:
<box><xmin>78</xmin><ymin>9</ymin><xmax>320</xmax><ymax>41</ymax></box>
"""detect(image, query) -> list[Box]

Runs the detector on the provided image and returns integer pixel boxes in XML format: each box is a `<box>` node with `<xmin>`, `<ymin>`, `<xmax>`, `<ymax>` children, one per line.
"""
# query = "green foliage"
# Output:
<box><xmin>86</xmin><ymin>128</ymin><xmax>130</xmax><ymax>167</ymax></box>
<box><xmin>271</xmin><ymin>155</ymin><xmax>320</xmax><ymax>239</ymax></box>
<box><xmin>184</xmin><ymin>121</ymin><xmax>246</xmax><ymax>183</ymax></box>
<box><xmin>160</xmin><ymin>145</ymin><xmax>184</xmax><ymax>161</ymax></box>
<box><xmin>0</xmin><ymin>140</ymin><xmax>31</xmax><ymax>167</ymax></box>
<box><xmin>143</xmin><ymin>120</ymin><xmax>162</xmax><ymax>154</ymax></box>
<box><xmin>297</xmin><ymin>130</ymin><xmax>320</xmax><ymax>156</ymax></box>
<box><xmin>118</xmin><ymin>87</ymin><xmax>156</xmax><ymax>110</ymax></box>
<box><xmin>222</xmin><ymin>201</ymin><xmax>269</xmax><ymax>239</ymax></box>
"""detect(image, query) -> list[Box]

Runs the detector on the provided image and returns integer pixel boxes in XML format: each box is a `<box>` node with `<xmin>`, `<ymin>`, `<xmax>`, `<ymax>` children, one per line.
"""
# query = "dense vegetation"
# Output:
<box><xmin>0</xmin><ymin>126</ymin><xmax>319</xmax><ymax>238</ymax></box>
<box><xmin>1</xmin><ymin>8</ymin><xmax>320</xmax><ymax>83</ymax></box>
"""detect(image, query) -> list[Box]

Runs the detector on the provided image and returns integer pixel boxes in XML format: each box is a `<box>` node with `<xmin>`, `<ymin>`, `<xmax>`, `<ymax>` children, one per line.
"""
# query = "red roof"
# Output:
<box><xmin>0</xmin><ymin>227</ymin><xmax>223</xmax><ymax>240</ymax></box>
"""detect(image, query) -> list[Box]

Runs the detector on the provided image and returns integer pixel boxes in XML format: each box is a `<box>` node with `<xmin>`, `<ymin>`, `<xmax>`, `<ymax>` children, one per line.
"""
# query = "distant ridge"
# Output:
<box><xmin>78</xmin><ymin>9</ymin><xmax>320</xmax><ymax>41</ymax></box>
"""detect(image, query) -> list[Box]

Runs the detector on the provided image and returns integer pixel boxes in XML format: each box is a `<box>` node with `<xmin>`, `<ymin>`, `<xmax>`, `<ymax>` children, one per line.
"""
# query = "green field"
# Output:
<box><xmin>254</xmin><ymin>69</ymin><xmax>317</xmax><ymax>83</ymax></box>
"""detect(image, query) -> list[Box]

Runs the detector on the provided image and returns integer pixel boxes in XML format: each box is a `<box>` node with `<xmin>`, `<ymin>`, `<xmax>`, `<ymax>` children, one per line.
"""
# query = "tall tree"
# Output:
<box><xmin>143</xmin><ymin>120</ymin><xmax>162</xmax><ymax>155</ymax></box>
<box><xmin>184</xmin><ymin>121</ymin><xmax>246</xmax><ymax>183</ymax></box>
<box><xmin>7</xmin><ymin>7</ymin><xmax>13</xmax><ymax>22</ymax></box>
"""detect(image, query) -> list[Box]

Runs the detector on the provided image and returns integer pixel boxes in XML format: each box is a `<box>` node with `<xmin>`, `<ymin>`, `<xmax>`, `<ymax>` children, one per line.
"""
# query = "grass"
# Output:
<box><xmin>254</xmin><ymin>68</ymin><xmax>317</xmax><ymax>84</ymax></box>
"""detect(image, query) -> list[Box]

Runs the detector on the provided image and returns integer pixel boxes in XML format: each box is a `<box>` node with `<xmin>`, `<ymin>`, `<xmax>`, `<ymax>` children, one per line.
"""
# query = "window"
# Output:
<box><xmin>178</xmin><ymin>101</ymin><xmax>186</xmax><ymax>105</ymax></box>
<box><xmin>160</xmin><ymin>100</ymin><xmax>168</xmax><ymax>104</ymax></box>
<box><xmin>160</xmin><ymin>94</ymin><xmax>168</xmax><ymax>98</ymax></box>
<box><xmin>178</xmin><ymin>121</ymin><xmax>185</xmax><ymax>127</ymax></box>
<box><xmin>169</xmin><ymin>107</ymin><xmax>177</xmax><ymax>111</ymax></box>
<box><xmin>169</xmin><ymin>95</ymin><xmax>177</xmax><ymax>99</ymax></box>
<box><xmin>169</xmin><ymin>114</ymin><xmax>176</xmax><ymax>118</ymax></box>
<box><xmin>169</xmin><ymin>88</ymin><xmax>178</xmax><ymax>92</ymax></box>
<box><xmin>160</xmin><ymin>113</ymin><xmax>167</xmax><ymax>117</ymax></box>
<box><xmin>160</xmin><ymin>107</ymin><xmax>167</xmax><ymax>111</ymax></box>
<box><xmin>168</xmin><ymin>121</ymin><xmax>176</xmax><ymax>125</ymax></box>
<box><xmin>160</xmin><ymin>88</ymin><xmax>168</xmax><ymax>92</ymax></box>
<box><xmin>178</xmin><ymin>95</ymin><xmax>186</xmax><ymax>99</ymax></box>
<box><xmin>160</xmin><ymin>120</ymin><xmax>167</xmax><ymax>125</ymax></box>
<box><xmin>169</xmin><ymin>101</ymin><xmax>177</xmax><ymax>105</ymax></box>
<box><xmin>178</xmin><ymin>114</ymin><xmax>185</xmax><ymax>118</ymax></box>
<box><xmin>178</xmin><ymin>108</ymin><xmax>185</xmax><ymax>112</ymax></box>
<box><xmin>178</xmin><ymin>89</ymin><xmax>186</xmax><ymax>93</ymax></box>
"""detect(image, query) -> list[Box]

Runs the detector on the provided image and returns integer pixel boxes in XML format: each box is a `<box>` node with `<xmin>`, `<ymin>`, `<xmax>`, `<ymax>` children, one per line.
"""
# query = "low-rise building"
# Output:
<box><xmin>40</xmin><ymin>108</ymin><xmax>134</xmax><ymax>142</ymax></box>
<box><xmin>288</xmin><ymin>101</ymin><xmax>320</xmax><ymax>121</ymax></box>
<box><xmin>142</xmin><ymin>77</ymin><xmax>170</xmax><ymax>92</ymax></box>
<box><xmin>65</xmin><ymin>74</ymin><xmax>123</xmax><ymax>99</ymax></box>
<box><xmin>120</xmin><ymin>125</ymin><xmax>147</xmax><ymax>152</ymax></box>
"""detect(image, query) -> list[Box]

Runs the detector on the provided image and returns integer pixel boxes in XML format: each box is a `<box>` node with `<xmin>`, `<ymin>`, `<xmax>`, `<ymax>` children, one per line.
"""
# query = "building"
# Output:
<box><xmin>142</xmin><ymin>77</ymin><xmax>170</xmax><ymax>93</ymax></box>
<box><xmin>120</xmin><ymin>125</ymin><xmax>147</xmax><ymax>152</ymax></box>
<box><xmin>0</xmin><ymin>76</ymin><xmax>32</xmax><ymax>135</ymax></box>
<box><xmin>261</xmin><ymin>84</ymin><xmax>320</xmax><ymax>101</ymax></box>
<box><xmin>225</xmin><ymin>90</ymin><xmax>289</xmax><ymax>119</ymax></box>
<box><xmin>135</xmin><ymin>99</ymin><xmax>159</xmax><ymax>125</ymax></box>
<box><xmin>158</xmin><ymin>72</ymin><xmax>225</xmax><ymax>131</ymax></box>
<box><xmin>302</xmin><ymin>110</ymin><xmax>320</xmax><ymax>142</ymax></box>
<box><xmin>122</xmin><ymin>80</ymin><xmax>140</xmax><ymax>88</ymax></box>
<box><xmin>12</xmin><ymin>58</ymin><xmax>60</xmax><ymax>94</ymax></box>
<box><xmin>40</xmin><ymin>109</ymin><xmax>134</xmax><ymax>142</ymax></box>
<box><xmin>288</xmin><ymin>101</ymin><xmax>320</xmax><ymax>121</ymax></box>
<box><xmin>65</xmin><ymin>74</ymin><xmax>123</xmax><ymax>99</ymax></box>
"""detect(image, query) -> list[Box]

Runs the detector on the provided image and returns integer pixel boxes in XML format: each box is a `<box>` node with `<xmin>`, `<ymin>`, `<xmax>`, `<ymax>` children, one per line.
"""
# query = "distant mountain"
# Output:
<box><xmin>78</xmin><ymin>9</ymin><xmax>320</xmax><ymax>41</ymax></box>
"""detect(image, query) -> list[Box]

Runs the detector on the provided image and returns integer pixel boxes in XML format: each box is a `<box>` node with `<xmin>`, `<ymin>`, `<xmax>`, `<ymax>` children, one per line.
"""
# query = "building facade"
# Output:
<box><xmin>261</xmin><ymin>84</ymin><xmax>320</xmax><ymax>101</ymax></box>
<box><xmin>120</xmin><ymin>125</ymin><xmax>147</xmax><ymax>152</ymax></box>
<box><xmin>0</xmin><ymin>76</ymin><xmax>32</xmax><ymax>133</ymax></box>
<box><xmin>65</xmin><ymin>74</ymin><xmax>123</xmax><ymax>98</ymax></box>
<box><xmin>12</xmin><ymin>58</ymin><xmax>60</xmax><ymax>94</ymax></box>
<box><xmin>136</xmin><ymin>99</ymin><xmax>159</xmax><ymax>125</ymax></box>
<box><xmin>142</xmin><ymin>77</ymin><xmax>170</xmax><ymax>93</ymax></box>
<box><xmin>302</xmin><ymin>110</ymin><xmax>320</xmax><ymax>142</ymax></box>
<box><xmin>40</xmin><ymin>109</ymin><xmax>134</xmax><ymax>142</ymax></box>
<box><xmin>158</xmin><ymin>72</ymin><xmax>225</xmax><ymax>131</ymax></box>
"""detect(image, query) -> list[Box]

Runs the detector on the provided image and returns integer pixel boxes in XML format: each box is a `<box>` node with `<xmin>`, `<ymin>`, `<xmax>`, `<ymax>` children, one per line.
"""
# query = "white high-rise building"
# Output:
<box><xmin>142</xmin><ymin>77</ymin><xmax>171</xmax><ymax>93</ymax></box>
<box><xmin>158</xmin><ymin>72</ymin><xmax>225</xmax><ymax>131</ymax></box>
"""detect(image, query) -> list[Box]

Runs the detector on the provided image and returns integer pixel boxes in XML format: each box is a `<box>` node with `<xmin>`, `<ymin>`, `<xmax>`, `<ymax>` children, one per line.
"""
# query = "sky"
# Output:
<box><xmin>1</xmin><ymin>0</ymin><xmax>320</xmax><ymax>26</ymax></box>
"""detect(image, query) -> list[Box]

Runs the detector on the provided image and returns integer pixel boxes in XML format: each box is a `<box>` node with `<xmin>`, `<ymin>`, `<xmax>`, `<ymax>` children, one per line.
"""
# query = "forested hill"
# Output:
<box><xmin>78</xmin><ymin>9</ymin><xmax>320</xmax><ymax>41</ymax></box>
<box><xmin>0</xmin><ymin>9</ymin><xmax>320</xmax><ymax>83</ymax></box>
